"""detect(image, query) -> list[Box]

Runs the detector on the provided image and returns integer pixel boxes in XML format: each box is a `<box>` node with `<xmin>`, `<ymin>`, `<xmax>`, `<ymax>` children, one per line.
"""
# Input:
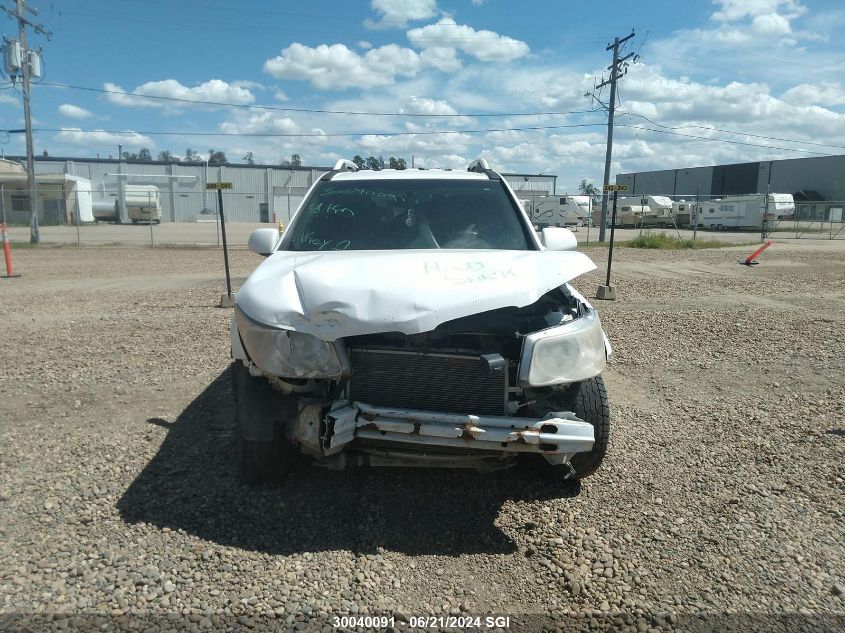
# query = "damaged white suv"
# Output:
<box><xmin>230</xmin><ymin>159</ymin><xmax>611</xmax><ymax>484</ymax></box>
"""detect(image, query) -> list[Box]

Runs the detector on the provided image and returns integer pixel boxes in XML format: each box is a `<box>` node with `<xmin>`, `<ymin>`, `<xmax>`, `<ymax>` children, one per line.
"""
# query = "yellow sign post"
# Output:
<box><xmin>207</xmin><ymin>182</ymin><xmax>234</xmax><ymax>306</ymax></box>
<box><xmin>597</xmin><ymin>185</ymin><xmax>628</xmax><ymax>300</ymax></box>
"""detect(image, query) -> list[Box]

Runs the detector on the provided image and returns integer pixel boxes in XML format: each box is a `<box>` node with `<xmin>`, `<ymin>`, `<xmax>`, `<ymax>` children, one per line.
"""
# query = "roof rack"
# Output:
<box><xmin>333</xmin><ymin>159</ymin><xmax>359</xmax><ymax>172</ymax></box>
<box><xmin>467</xmin><ymin>158</ymin><xmax>500</xmax><ymax>180</ymax></box>
<box><xmin>321</xmin><ymin>158</ymin><xmax>359</xmax><ymax>181</ymax></box>
<box><xmin>467</xmin><ymin>159</ymin><xmax>490</xmax><ymax>173</ymax></box>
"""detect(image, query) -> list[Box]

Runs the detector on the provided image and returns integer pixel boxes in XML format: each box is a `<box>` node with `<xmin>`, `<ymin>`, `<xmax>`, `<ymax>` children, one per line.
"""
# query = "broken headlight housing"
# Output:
<box><xmin>235</xmin><ymin>306</ymin><xmax>349</xmax><ymax>379</ymax></box>
<box><xmin>518</xmin><ymin>310</ymin><xmax>607</xmax><ymax>387</ymax></box>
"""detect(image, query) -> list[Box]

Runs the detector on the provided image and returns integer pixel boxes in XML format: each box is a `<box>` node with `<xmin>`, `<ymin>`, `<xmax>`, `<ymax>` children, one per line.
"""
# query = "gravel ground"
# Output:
<box><xmin>0</xmin><ymin>241</ymin><xmax>843</xmax><ymax>632</ymax></box>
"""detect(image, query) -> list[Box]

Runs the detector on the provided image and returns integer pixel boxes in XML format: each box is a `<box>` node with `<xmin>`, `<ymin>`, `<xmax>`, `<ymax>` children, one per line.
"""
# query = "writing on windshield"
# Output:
<box><xmin>284</xmin><ymin>179</ymin><xmax>532</xmax><ymax>251</ymax></box>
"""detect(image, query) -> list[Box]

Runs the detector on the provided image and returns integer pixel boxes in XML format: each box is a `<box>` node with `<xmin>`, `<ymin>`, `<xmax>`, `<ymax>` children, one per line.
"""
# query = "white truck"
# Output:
<box><xmin>693</xmin><ymin>193</ymin><xmax>794</xmax><ymax>230</ymax></box>
<box><xmin>528</xmin><ymin>195</ymin><xmax>591</xmax><ymax>228</ymax></box>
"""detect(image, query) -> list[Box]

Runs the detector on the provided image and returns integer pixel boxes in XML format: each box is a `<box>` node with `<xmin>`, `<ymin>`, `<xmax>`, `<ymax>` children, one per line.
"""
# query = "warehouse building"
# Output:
<box><xmin>615</xmin><ymin>154</ymin><xmax>845</xmax><ymax>220</ymax></box>
<box><xmin>616</xmin><ymin>154</ymin><xmax>845</xmax><ymax>199</ymax></box>
<box><xmin>3</xmin><ymin>156</ymin><xmax>556</xmax><ymax>224</ymax></box>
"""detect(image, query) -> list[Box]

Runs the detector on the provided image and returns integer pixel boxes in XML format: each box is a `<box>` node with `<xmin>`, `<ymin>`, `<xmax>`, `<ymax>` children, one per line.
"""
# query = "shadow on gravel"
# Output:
<box><xmin>117</xmin><ymin>367</ymin><xmax>581</xmax><ymax>556</ymax></box>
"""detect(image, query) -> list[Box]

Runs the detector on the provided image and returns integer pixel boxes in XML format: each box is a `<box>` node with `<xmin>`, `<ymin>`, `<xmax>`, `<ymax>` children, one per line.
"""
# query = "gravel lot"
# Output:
<box><xmin>0</xmin><ymin>240</ymin><xmax>843</xmax><ymax>632</ymax></box>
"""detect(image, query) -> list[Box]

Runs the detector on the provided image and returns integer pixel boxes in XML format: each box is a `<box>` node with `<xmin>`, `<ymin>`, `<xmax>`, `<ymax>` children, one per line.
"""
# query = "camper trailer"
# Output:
<box><xmin>694</xmin><ymin>193</ymin><xmax>794</xmax><ymax>230</ymax></box>
<box><xmin>617</xmin><ymin>195</ymin><xmax>677</xmax><ymax>228</ymax></box>
<box><xmin>93</xmin><ymin>185</ymin><xmax>162</xmax><ymax>223</ymax></box>
<box><xmin>126</xmin><ymin>185</ymin><xmax>161</xmax><ymax>223</ymax></box>
<box><xmin>529</xmin><ymin>195</ymin><xmax>591</xmax><ymax>228</ymax></box>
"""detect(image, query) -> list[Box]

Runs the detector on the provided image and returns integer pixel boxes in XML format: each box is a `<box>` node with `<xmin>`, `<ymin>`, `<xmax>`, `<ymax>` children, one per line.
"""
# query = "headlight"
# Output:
<box><xmin>518</xmin><ymin>310</ymin><xmax>607</xmax><ymax>387</ymax></box>
<box><xmin>235</xmin><ymin>306</ymin><xmax>349</xmax><ymax>378</ymax></box>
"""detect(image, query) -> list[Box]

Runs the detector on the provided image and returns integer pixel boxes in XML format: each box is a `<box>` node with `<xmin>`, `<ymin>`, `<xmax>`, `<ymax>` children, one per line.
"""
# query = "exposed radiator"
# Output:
<box><xmin>349</xmin><ymin>348</ymin><xmax>507</xmax><ymax>416</ymax></box>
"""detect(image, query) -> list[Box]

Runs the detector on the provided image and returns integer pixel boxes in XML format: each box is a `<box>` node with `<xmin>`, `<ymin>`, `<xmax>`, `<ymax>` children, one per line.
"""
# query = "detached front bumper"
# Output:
<box><xmin>302</xmin><ymin>401</ymin><xmax>595</xmax><ymax>467</ymax></box>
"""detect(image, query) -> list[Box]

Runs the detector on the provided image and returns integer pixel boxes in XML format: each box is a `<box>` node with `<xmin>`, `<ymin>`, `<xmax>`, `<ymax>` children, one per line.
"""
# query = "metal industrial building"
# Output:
<box><xmin>616</xmin><ymin>154</ymin><xmax>845</xmax><ymax>201</ymax></box>
<box><xmin>2</xmin><ymin>155</ymin><xmax>556</xmax><ymax>224</ymax></box>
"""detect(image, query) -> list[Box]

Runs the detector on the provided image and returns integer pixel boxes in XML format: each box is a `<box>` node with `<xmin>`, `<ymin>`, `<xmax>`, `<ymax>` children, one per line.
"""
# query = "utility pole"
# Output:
<box><xmin>2</xmin><ymin>0</ymin><xmax>51</xmax><ymax>243</ymax></box>
<box><xmin>591</xmin><ymin>31</ymin><xmax>635</xmax><ymax>242</ymax></box>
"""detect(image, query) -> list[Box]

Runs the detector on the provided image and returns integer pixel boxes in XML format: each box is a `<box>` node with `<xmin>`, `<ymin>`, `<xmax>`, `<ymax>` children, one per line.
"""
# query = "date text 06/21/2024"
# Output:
<box><xmin>332</xmin><ymin>615</ymin><xmax>512</xmax><ymax>629</ymax></box>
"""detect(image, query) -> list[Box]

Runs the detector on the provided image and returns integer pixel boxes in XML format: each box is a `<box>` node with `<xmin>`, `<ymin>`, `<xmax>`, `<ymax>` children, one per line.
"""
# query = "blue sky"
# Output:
<box><xmin>2</xmin><ymin>0</ymin><xmax>844</xmax><ymax>191</ymax></box>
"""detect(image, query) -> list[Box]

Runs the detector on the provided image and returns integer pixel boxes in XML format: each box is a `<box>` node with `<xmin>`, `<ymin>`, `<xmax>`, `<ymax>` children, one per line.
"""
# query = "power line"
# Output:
<box><xmin>616</xmin><ymin>124</ymin><xmax>832</xmax><ymax>155</ymax></box>
<box><xmin>25</xmin><ymin>121</ymin><xmax>609</xmax><ymax>138</ymax></box>
<box><xmin>9</xmin><ymin>121</ymin><xmax>835</xmax><ymax>157</ymax></box>
<box><xmin>38</xmin><ymin>82</ymin><xmax>845</xmax><ymax>152</ymax></box>
<box><xmin>616</xmin><ymin>108</ymin><xmax>845</xmax><ymax>151</ymax></box>
<box><xmin>39</xmin><ymin>81</ymin><xmax>599</xmax><ymax>118</ymax></box>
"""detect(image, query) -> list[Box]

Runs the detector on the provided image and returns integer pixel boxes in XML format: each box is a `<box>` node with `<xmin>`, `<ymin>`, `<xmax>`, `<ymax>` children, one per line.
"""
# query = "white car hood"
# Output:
<box><xmin>236</xmin><ymin>249</ymin><xmax>596</xmax><ymax>341</ymax></box>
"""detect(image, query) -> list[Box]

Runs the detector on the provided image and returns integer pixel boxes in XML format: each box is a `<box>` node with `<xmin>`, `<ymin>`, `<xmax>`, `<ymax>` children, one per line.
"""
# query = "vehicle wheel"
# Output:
<box><xmin>567</xmin><ymin>376</ymin><xmax>611</xmax><ymax>479</ymax></box>
<box><xmin>535</xmin><ymin>376</ymin><xmax>611</xmax><ymax>481</ymax></box>
<box><xmin>231</xmin><ymin>360</ymin><xmax>299</xmax><ymax>484</ymax></box>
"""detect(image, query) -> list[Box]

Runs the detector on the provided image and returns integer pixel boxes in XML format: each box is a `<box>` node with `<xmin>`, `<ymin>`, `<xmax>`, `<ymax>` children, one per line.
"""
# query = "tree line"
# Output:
<box><xmin>351</xmin><ymin>155</ymin><xmax>407</xmax><ymax>170</ymax></box>
<box><xmin>120</xmin><ymin>148</ymin><xmax>303</xmax><ymax>167</ymax></box>
<box><xmin>118</xmin><ymin>149</ymin><xmax>410</xmax><ymax>170</ymax></box>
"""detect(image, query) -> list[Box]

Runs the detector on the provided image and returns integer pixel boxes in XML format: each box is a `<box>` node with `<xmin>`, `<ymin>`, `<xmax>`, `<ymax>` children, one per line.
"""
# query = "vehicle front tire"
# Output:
<box><xmin>231</xmin><ymin>360</ymin><xmax>299</xmax><ymax>484</ymax></box>
<box><xmin>535</xmin><ymin>376</ymin><xmax>611</xmax><ymax>482</ymax></box>
<box><xmin>567</xmin><ymin>376</ymin><xmax>611</xmax><ymax>479</ymax></box>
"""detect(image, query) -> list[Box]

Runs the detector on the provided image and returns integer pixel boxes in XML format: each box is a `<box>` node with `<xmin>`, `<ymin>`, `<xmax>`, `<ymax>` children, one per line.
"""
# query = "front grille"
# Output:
<box><xmin>349</xmin><ymin>348</ymin><xmax>506</xmax><ymax>415</ymax></box>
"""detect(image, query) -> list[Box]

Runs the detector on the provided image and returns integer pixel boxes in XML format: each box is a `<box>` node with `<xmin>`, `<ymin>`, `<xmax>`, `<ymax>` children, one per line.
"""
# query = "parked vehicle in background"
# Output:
<box><xmin>529</xmin><ymin>194</ymin><xmax>591</xmax><ymax>228</ymax></box>
<box><xmin>230</xmin><ymin>159</ymin><xmax>612</xmax><ymax>487</ymax></box>
<box><xmin>126</xmin><ymin>185</ymin><xmax>161</xmax><ymax>224</ymax></box>
<box><xmin>694</xmin><ymin>193</ymin><xmax>794</xmax><ymax>230</ymax></box>
<box><xmin>92</xmin><ymin>184</ymin><xmax>162</xmax><ymax>224</ymax></box>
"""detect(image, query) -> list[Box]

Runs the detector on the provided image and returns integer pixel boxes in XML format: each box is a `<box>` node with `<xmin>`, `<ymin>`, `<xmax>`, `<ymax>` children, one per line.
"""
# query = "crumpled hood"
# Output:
<box><xmin>236</xmin><ymin>249</ymin><xmax>596</xmax><ymax>341</ymax></box>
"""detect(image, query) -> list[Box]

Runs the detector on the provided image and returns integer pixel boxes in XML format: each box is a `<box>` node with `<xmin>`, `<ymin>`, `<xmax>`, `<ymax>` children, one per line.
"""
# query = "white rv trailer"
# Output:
<box><xmin>693</xmin><ymin>193</ymin><xmax>794</xmax><ymax>230</ymax></box>
<box><xmin>125</xmin><ymin>185</ymin><xmax>161</xmax><ymax>223</ymax></box>
<box><xmin>93</xmin><ymin>185</ymin><xmax>162</xmax><ymax>223</ymax></box>
<box><xmin>529</xmin><ymin>194</ymin><xmax>591</xmax><ymax>227</ymax></box>
<box><xmin>616</xmin><ymin>195</ymin><xmax>677</xmax><ymax>228</ymax></box>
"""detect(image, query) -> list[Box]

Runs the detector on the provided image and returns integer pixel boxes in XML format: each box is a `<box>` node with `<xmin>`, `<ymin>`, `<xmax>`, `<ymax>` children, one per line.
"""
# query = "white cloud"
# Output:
<box><xmin>358</xmin><ymin>40</ymin><xmax>373</xmax><ymax>49</ymax></box>
<box><xmin>58</xmin><ymin>104</ymin><xmax>93</xmax><ymax>119</ymax></box>
<box><xmin>231</xmin><ymin>80</ymin><xmax>266</xmax><ymax>91</ymax></box>
<box><xmin>264</xmin><ymin>43</ymin><xmax>422</xmax><ymax>90</ymax></box>
<box><xmin>398</xmin><ymin>96</ymin><xmax>475</xmax><ymax>128</ymax></box>
<box><xmin>56</xmin><ymin>128</ymin><xmax>154</xmax><ymax>147</ymax></box>
<box><xmin>711</xmin><ymin>0</ymin><xmax>806</xmax><ymax>23</ymax></box>
<box><xmin>365</xmin><ymin>0</ymin><xmax>437</xmax><ymax>29</ymax></box>
<box><xmin>781</xmin><ymin>82</ymin><xmax>845</xmax><ymax>106</ymax></box>
<box><xmin>0</xmin><ymin>93</ymin><xmax>18</xmax><ymax>106</ymax></box>
<box><xmin>419</xmin><ymin>46</ymin><xmax>461</xmax><ymax>71</ymax></box>
<box><xmin>407</xmin><ymin>17</ymin><xmax>529</xmax><ymax>62</ymax></box>
<box><xmin>400</xmin><ymin>96</ymin><xmax>458</xmax><ymax>115</ymax></box>
<box><xmin>274</xmin><ymin>89</ymin><xmax>289</xmax><ymax>102</ymax></box>
<box><xmin>750</xmin><ymin>12</ymin><xmax>792</xmax><ymax>35</ymax></box>
<box><xmin>358</xmin><ymin>131</ymin><xmax>472</xmax><ymax>154</ymax></box>
<box><xmin>102</xmin><ymin>79</ymin><xmax>255</xmax><ymax>108</ymax></box>
<box><xmin>219</xmin><ymin>112</ymin><xmax>299</xmax><ymax>135</ymax></box>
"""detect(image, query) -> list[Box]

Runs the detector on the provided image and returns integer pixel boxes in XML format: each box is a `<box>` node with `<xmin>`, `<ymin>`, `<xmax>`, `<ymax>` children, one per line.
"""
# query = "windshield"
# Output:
<box><xmin>283</xmin><ymin>179</ymin><xmax>533</xmax><ymax>251</ymax></box>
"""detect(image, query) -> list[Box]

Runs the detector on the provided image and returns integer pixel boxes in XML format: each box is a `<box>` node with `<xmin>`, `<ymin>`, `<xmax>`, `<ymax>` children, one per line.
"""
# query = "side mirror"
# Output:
<box><xmin>540</xmin><ymin>227</ymin><xmax>578</xmax><ymax>251</ymax></box>
<box><xmin>248</xmin><ymin>228</ymin><xmax>279</xmax><ymax>256</ymax></box>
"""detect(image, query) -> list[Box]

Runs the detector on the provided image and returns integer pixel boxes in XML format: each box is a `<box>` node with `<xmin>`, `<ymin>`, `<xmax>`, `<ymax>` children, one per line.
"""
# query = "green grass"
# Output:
<box><xmin>623</xmin><ymin>232</ymin><xmax>754</xmax><ymax>250</ymax></box>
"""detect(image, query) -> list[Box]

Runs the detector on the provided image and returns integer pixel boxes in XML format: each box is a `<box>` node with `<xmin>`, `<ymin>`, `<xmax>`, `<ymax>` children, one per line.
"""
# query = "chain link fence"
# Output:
<box><xmin>1</xmin><ymin>188</ymin><xmax>299</xmax><ymax>246</ymax></box>
<box><xmin>3</xmin><ymin>187</ymin><xmax>844</xmax><ymax>246</ymax></box>
<box><xmin>585</xmin><ymin>193</ymin><xmax>845</xmax><ymax>240</ymax></box>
